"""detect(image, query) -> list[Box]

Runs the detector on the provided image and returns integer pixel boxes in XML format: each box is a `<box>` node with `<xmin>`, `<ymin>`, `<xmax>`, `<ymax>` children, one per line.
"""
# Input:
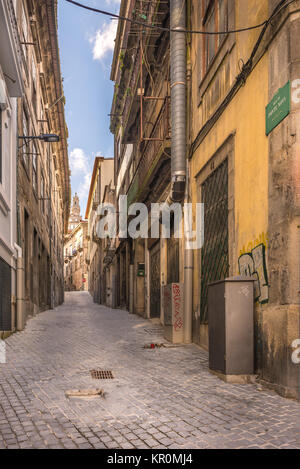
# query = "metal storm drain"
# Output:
<box><xmin>90</xmin><ymin>370</ymin><xmax>114</xmax><ymax>380</ymax></box>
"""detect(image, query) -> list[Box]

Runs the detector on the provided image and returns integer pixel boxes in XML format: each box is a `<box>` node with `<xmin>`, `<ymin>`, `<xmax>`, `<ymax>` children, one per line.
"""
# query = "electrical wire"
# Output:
<box><xmin>65</xmin><ymin>0</ymin><xmax>296</xmax><ymax>35</ymax></box>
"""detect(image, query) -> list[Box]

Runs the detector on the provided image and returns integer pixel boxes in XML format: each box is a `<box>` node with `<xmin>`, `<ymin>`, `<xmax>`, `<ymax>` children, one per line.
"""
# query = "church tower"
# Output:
<box><xmin>68</xmin><ymin>193</ymin><xmax>81</xmax><ymax>232</ymax></box>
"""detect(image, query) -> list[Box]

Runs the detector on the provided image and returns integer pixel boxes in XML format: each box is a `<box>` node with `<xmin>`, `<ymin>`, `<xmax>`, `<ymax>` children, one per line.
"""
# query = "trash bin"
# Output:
<box><xmin>208</xmin><ymin>276</ymin><xmax>255</xmax><ymax>377</ymax></box>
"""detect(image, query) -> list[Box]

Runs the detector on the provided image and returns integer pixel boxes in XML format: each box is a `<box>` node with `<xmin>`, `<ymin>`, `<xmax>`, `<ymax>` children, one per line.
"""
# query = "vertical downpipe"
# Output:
<box><xmin>49</xmin><ymin>148</ymin><xmax>53</xmax><ymax>309</ymax></box>
<box><xmin>16</xmin><ymin>104</ymin><xmax>24</xmax><ymax>331</ymax></box>
<box><xmin>170</xmin><ymin>0</ymin><xmax>186</xmax><ymax>202</ymax></box>
<box><xmin>15</xmin><ymin>244</ymin><xmax>24</xmax><ymax>331</ymax></box>
<box><xmin>184</xmin><ymin>0</ymin><xmax>193</xmax><ymax>344</ymax></box>
<box><xmin>184</xmin><ymin>163</ymin><xmax>193</xmax><ymax>344</ymax></box>
<box><xmin>170</xmin><ymin>0</ymin><xmax>193</xmax><ymax>342</ymax></box>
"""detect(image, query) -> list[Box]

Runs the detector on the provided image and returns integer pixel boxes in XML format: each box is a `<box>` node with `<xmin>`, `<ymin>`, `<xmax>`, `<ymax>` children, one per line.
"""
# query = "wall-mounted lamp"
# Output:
<box><xmin>18</xmin><ymin>134</ymin><xmax>60</xmax><ymax>150</ymax></box>
<box><xmin>19</xmin><ymin>134</ymin><xmax>60</xmax><ymax>143</ymax></box>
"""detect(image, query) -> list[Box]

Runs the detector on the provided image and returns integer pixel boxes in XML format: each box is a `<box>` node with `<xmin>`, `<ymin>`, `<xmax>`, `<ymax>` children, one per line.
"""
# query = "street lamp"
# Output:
<box><xmin>39</xmin><ymin>134</ymin><xmax>60</xmax><ymax>143</ymax></box>
<box><xmin>18</xmin><ymin>133</ymin><xmax>60</xmax><ymax>143</ymax></box>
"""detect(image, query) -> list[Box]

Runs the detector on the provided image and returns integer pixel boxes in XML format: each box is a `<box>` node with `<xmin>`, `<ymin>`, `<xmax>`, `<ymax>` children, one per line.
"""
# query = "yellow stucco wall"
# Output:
<box><xmin>190</xmin><ymin>0</ymin><xmax>270</xmax><ymax>318</ymax></box>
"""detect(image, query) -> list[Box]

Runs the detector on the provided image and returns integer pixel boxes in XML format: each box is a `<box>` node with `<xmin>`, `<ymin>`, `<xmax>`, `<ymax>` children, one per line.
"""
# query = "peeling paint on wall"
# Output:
<box><xmin>238</xmin><ymin>243</ymin><xmax>269</xmax><ymax>304</ymax></box>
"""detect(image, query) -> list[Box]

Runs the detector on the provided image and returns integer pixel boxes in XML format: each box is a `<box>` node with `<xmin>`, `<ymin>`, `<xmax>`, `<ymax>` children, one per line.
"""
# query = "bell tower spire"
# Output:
<box><xmin>68</xmin><ymin>193</ymin><xmax>81</xmax><ymax>232</ymax></box>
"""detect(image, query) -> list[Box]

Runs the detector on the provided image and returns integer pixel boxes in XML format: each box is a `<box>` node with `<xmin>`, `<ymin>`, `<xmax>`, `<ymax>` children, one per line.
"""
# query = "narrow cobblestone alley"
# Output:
<box><xmin>0</xmin><ymin>292</ymin><xmax>299</xmax><ymax>450</ymax></box>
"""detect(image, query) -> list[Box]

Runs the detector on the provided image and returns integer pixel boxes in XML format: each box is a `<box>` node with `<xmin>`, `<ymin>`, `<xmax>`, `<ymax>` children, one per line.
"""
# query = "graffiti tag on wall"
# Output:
<box><xmin>291</xmin><ymin>339</ymin><xmax>300</xmax><ymax>365</ymax></box>
<box><xmin>172</xmin><ymin>283</ymin><xmax>183</xmax><ymax>331</ymax></box>
<box><xmin>238</xmin><ymin>243</ymin><xmax>269</xmax><ymax>304</ymax></box>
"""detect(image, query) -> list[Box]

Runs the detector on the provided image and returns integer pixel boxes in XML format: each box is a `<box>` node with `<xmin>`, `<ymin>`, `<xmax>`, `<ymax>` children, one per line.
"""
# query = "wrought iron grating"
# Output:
<box><xmin>90</xmin><ymin>370</ymin><xmax>114</xmax><ymax>380</ymax></box>
<box><xmin>200</xmin><ymin>159</ymin><xmax>229</xmax><ymax>324</ymax></box>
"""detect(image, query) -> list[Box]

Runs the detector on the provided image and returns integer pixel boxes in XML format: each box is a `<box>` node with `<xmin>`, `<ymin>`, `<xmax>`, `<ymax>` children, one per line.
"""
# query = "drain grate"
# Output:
<box><xmin>90</xmin><ymin>370</ymin><xmax>114</xmax><ymax>380</ymax></box>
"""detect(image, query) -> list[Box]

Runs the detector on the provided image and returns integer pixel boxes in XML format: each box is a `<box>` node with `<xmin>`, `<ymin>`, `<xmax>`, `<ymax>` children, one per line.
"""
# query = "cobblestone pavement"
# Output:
<box><xmin>0</xmin><ymin>292</ymin><xmax>299</xmax><ymax>449</ymax></box>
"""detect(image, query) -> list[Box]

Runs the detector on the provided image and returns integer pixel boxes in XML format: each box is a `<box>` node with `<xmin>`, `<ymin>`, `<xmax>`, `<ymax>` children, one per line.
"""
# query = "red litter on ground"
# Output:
<box><xmin>143</xmin><ymin>343</ymin><xmax>165</xmax><ymax>349</ymax></box>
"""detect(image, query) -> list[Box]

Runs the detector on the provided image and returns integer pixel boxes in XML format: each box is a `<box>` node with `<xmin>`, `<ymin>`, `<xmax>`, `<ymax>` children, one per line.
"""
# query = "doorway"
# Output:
<box><xmin>200</xmin><ymin>158</ymin><xmax>229</xmax><ymax>324</ymax></box>
<box><xmin>149</xmin><ymin>241</ymin><xmax>161</xmax><ymax>318</ymax></box>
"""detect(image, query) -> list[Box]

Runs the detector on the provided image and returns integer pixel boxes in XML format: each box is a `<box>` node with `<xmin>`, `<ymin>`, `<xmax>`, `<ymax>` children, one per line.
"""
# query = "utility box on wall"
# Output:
<box><xmin>163</xmin><ymin>283</ymin><xmax>184</xmax><ymax>344</ymax></box>
<box><xmin>208</xmin><ymin>277</ymin><xmax>255</xmax><ymax>378</ymax></box>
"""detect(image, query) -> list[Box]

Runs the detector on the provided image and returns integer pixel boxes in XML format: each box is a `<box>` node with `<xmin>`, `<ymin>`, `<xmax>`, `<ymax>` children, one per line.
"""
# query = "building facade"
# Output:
<box><xmin>64</xmin><ymin>194</ymin><xmax>88</xmax><ymax>291</ymax></box>
<box><xmin>16</xmin><ymin>0</ymin><xmax>70</xmax><ymax>324</ymax></box>
<box><xmin>0</xmin><ymin>0</ymin><xmax>24</xmax><ymax>337</ymax></box>
<box><xmin>189</xmin><ymin>0</ymin><xmax>300</xmax><ymax>399</ymax></box>
<box><xmin>85</xmin><ymin>157</ymin><xmax>114</xmax><ymax>305</ymax></box>
<box><xmin>110</xmin><ymin>0</ymin><xmax>172</xmax><ymax>318</ymax></box>
<box><xmin>99</xmin><ymin>181</ymin><xmax>116</xmax><ymax>308</ymax></box>
<box><xmin>108</xmin><ymin>0</ymin><xmax>300</xmax><ymax>399</ymax></box>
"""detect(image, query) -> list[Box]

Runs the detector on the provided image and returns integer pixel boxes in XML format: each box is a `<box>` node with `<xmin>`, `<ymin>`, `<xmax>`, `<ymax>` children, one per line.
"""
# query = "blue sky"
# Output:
<box><xmin>58</xmin><ymin>0</ymin><xmax>120</xmax><ymax>217</ymax></box>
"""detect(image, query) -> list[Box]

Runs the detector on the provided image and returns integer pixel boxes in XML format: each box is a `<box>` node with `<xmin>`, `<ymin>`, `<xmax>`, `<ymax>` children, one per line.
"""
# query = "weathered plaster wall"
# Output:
<box><xmin>189</xmin><ymin>0</ymin><xmax>300</xmax><ymax>398</ymax></box>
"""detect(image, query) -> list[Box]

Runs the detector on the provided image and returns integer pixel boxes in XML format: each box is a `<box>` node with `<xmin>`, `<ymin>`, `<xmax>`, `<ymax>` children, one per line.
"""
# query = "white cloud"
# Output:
<box><xmin>89</xmin><ymin>20</ymin><xmax>118</xmax><ymax>62</ymax></box>
<box><xmin>70</xmin><ymin>148</ymin><xmax>89</xmax><ymax>174</ymax></box>
<box><xmin>78</xmin><ymin>171</ymin><xmax>92</xmax><ymax>202</ymax></box>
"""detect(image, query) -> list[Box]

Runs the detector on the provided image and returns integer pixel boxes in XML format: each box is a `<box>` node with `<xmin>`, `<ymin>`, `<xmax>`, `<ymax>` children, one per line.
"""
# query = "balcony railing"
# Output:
<box><xmin>127</xmin><ymin>97</ymin><xmax>171</xmax><ymax>205</ymax></box>
<box><xmin>122</xmin><ymin>46</ymin><xmax>141</xmax><ymax>127</ymax></box>
<box><xmin>6</xmin><ymin>0</ymin><xmax>23</xmax><ymax>68</ymax></box>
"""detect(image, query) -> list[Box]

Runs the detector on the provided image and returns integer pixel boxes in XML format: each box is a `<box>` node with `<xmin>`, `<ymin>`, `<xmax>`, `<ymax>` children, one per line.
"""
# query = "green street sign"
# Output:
<box><xmin>266</xmin><ymin>81</ymin><xmax>290</xmax><ymax>135</ymax></box>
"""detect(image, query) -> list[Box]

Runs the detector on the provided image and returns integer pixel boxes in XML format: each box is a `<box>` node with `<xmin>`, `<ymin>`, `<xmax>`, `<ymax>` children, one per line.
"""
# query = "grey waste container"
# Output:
<box><xmin>208</xmin><ymin>276</ymin><xmax>255</xmax><ymax>376</ymax></box>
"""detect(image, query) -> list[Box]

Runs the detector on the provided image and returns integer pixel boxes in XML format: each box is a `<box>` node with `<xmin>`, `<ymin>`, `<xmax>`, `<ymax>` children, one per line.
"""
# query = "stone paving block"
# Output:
<box><xmin>92</xmin><ymin>442</ymin><xmax>108</xmax><ymax>449</ymax></box>
<box><xmin>120</xmin><ymin>441</ymin><xmax>135</xmax><ymax>449</ymax></box>
<box><xmin>105</xmin><ymin>440</ymin><xmax>120</xmax><ymax>449</ymax></box>
<box><xmin>77</xmin><ymin>443</ymin><xmax>93</xmax><ymax>449</ymax></box>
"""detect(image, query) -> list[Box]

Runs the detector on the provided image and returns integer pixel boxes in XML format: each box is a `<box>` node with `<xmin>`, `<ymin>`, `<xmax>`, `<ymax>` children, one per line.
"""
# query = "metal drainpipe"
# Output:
<box><xmin>14</xmin><ymin>243</ymin><xmax>24</xmax><ymax>331</ymax></box>
<box><xmin>16</xmin><ymin>103</ymin><xmax>24</xmax><ymax>332</ymax></box>
<box><xmin>184</xmin><ymin>4</ymin><xmax>193</xmax><ymax>344</ymax></box>
<box><xmin>170</xmin><ymin>0</ymin><xmax>186</xmax><ymax>202</ymax></box>
<box><xmin>183</xmin><ymin>162</ymin><xmax>193</xmax><ymax>344</ymax></box>
<box><xmin>170</xmin><ymin>0</ymin><xmax>193</xmax><ymax>343</ymax></box>
<box><xmin>49</xmin><ymin>147</ymin><xmax>53</xmax><ymax>309</ymax></box>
